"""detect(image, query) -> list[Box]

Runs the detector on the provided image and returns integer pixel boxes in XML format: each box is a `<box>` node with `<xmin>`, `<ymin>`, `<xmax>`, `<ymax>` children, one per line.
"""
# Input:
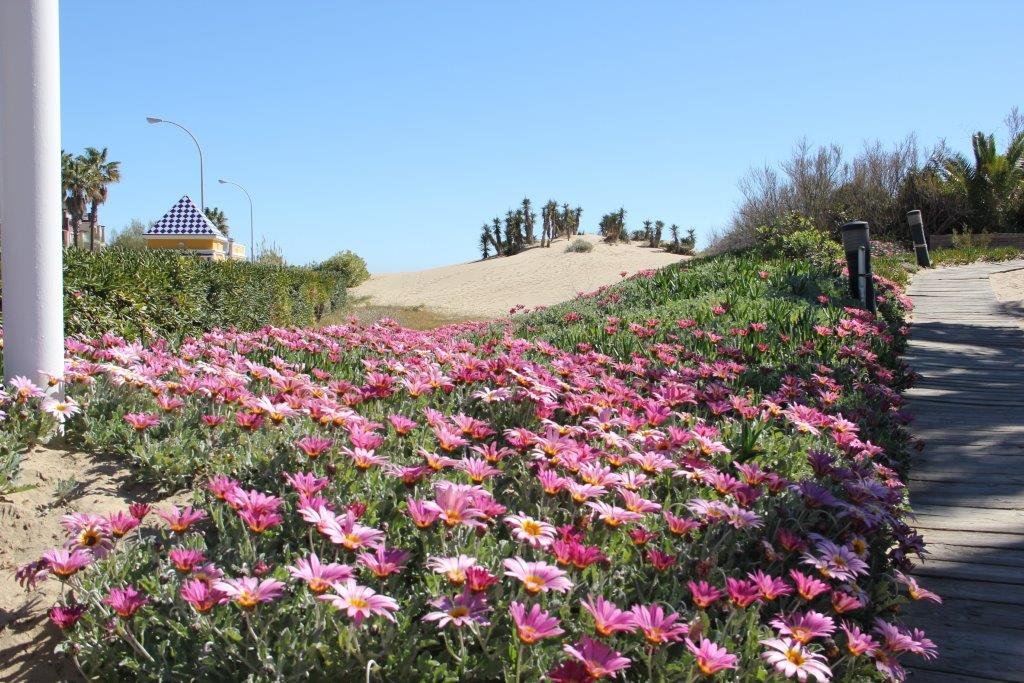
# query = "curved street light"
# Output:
<box><xmin>146</xmin><ymin>116</ymin><xmax>205</xmax><ymax>211</ymax></box>
<box><xmin>218</xmin><ymin>178</ymin><xmax>254</xmax><ymax>262</ymax></box>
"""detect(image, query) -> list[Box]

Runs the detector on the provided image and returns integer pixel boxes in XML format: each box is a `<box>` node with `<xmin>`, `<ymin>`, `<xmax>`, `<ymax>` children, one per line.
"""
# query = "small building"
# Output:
<box><xmin>144</xmin><ymin>195</ymin><xmax>246</xmax><ymax>260</ymax></box>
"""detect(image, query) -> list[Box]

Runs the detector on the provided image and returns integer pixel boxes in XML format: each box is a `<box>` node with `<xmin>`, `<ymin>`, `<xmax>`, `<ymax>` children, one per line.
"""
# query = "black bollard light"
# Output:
<box><xmin>840</xmin><ymin>221</ymin><xmax>876</xmax><ymax>314</ymax></box>
<box><xmin>906</xmin><ymin>209</ymin><xmax>931</xmax><ymax>268</ymax></box>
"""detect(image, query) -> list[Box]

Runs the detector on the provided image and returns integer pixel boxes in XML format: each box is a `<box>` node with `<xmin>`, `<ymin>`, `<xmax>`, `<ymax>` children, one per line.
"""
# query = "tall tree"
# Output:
<box><xmin>492</xmin><ymin>217</ymin><xmax>504</xmax><ymax>255</ymax></box>
<box><xmin>573</xmin><ymin>207</ymin><xmax>583</xmax><ymax>235</ymax></box>
<box><xmin>81</xmin><ymin>146</ymin><xmax>121</xmax><ymax>247</ymax></box>
<box><xmin>521</xmin><ymin>197</ymin><xmax>536</xmax><ymax>244</ymax></box>
<box><xmin>641</xmin><ymin>220</ymin><xmax>653</xmax><ymax>245</ymax></box>
<box><xmin>204</xmin><ymin>207</ymin><xmax>230</xmax><ymax>235</ymax></box>
<box><xmin>940</xmin><ymin>131</ymin><xmax>1024</xmax><ymax>231</ymax></box>
<box><xmin>653</xmin><ymin>220</ymin><xmax>665</xmax><ymax>248</ymax></box>
<box><xmin>479</xmin><ymin>224</ymin><xmax>491</xmax><ymax>259</ymax></box>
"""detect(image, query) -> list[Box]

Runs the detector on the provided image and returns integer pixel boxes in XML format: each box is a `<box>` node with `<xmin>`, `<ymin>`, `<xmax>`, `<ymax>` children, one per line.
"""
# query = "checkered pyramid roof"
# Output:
<box><xmin>145</xmin><ymin>196</ymin><xmax>226</xmax><ymax>238</ymax></box>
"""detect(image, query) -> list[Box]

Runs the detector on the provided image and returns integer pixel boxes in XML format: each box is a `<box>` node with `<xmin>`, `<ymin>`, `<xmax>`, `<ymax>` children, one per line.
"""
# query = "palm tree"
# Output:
<box><xmin>521</xmin><ymin>197</ymin><xmax>536</xmax><ymax>244</ymax></box>
<box><xmin>940</xmin><ymin>131</ymin><xmax>1024</xmax><ymax>231</ymax></box>
<box><xmin>641</xmin><ymin>220</ymin><xmax>653</xmax><ymax>245</ymax></box>
<box><xmin>204</xmin><ymin>207</ymin><xmax>230</xmax><ymax>235</ymax></box>
<box><xmin>479</xmin><ymin>223</ymin><xmax>492</xmax><ymax>259</ymax></box>
<box><xmin>61</xmin><ymin>152</ymin><xmax>93</xmax><ymax>248</ymax></box>
<box><xmin>492</xmin><ymin>217</ymin><xmax>504</xmax><ymax>255</ymax></box>
<box><xmin>653</xmin><ymin>220</ymin><xmax>665</xmax><ymax>248</ymax></box>
<box><xmin>573</xmin><ymin>207</ymin><xmax>582</xmax><ymax>235</ymax></box>
<box><xmin>81</xmin><ymin>146</ymin><xmax>121</xmax><ymax>247</ymax></box>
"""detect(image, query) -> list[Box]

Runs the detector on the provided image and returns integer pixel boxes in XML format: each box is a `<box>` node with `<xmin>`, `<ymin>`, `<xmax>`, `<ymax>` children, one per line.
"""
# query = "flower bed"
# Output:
<box><xmin>8</xmin><ymin>253</ymin><xmax>939</xmax><ymax>681</ymax></box>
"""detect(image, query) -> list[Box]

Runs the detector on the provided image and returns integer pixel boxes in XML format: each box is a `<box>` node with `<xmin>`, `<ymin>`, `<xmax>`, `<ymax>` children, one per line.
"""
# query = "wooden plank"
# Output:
<box><xmin>911</xmin><ymin>505</ymin><xmax>1024</xmax><ymax>534</ymax></box>
<box><xmin>912</xmin><ymin>558</ymin><xmax>1024</xmax><ymax>585</ymax></box>
<box><xmin>923</xmin><ymin>542</ymin><xmax>1024</xmax><ymax>569</ymax></box>
<box><xmin>918</xmin><ymin>528</ymin><xmax>1024</xmax><ymax>550</ymax></box>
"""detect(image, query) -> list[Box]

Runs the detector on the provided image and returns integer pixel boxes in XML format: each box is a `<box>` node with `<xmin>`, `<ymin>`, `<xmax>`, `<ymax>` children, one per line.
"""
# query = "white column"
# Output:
<box><xmin>0</xmin><ymin>0</ymin><xmax>64</xmax><ymax>385</ymax></box>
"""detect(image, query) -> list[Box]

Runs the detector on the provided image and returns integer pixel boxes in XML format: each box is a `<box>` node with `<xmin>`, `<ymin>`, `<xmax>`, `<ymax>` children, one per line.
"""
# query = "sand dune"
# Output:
<box><xmin>350</xmin><ymin>235</ymin><xmax>690</xmax><ymax>319</ymax></box>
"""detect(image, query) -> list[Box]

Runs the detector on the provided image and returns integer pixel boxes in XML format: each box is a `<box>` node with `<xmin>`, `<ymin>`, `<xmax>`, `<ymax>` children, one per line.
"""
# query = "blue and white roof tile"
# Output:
<box><xmin>145</xmin><ymin>196</ymin><xmax>226</xmax><ymax>238</ymax></box>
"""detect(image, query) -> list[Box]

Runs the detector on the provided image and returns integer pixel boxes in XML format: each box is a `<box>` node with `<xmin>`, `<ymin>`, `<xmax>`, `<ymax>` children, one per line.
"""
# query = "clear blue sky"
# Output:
<box><xmin>59</xmin><ymin>1</ymin><xmax>1024</xmax><ymax>272</ymax></box>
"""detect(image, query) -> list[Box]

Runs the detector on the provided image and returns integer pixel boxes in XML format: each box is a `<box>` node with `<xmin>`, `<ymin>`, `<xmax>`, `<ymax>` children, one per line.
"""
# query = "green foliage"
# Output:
<box><xmin>108</xmin><ymin>219</ymin><xmax>151</xmax><ymax>250</ymax></box>
<box><xmin>564</xmin><ymin>238</ymin><xmax>594</xmax><ymax>253</ymax></box>
<box><xmin>930</xmin><ymin>244</ymin><xmax>1024</xmax><ymax>267</ymax></box>
<box><xmin>755</xmin><ymin>213</ymin><xmax>843</xmax><ymax>272</ymax></box>
<box><xmin>315</xmin><ymin>249</ymin><xmax>370</xmax><ymax>287</ymax></box>
<box><xmin>53</xmin><ymin>248</ymin><xmax>346</xmax><ymax>341</ymax></box>
<box><xmin>203</xmin><ymin>207</ymin><xmax>230</xmax><ymax>236</ymax></box>
<box><xmin>939</xmin><ymin>131</ymin><xmax>1024</xmax><ymax>232</ymax></box>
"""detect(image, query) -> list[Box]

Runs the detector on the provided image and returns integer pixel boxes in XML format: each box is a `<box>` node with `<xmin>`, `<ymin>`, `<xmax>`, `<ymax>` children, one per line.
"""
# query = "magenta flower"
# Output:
<box><xmin>42</xmin><ymin>548</ymin><xmax>93</xmax><ymax>578</ymax></box>
<box><xmin>504</xmin><ymin>512</ymin><xmax>557</xmax><ymax>548</ymax></box>
<box><xmin>105</xmin><ymin>585</ymin><xmax>148</xmax><ymax>619</ymax></box>
<box><xmin>503</xmin><ymin>557</ymin><xmax>573</xmax><ymax>594</ymax></box>
<box><xmin>318</xmin><ymin>580</ymin><xmax>399</xmax><ymax>626</ymax></box>
<box><xmin>357</xmin><ymin>546</ymin><xmax>410</xmax><ymax>578</ymax></box>
<box><xmin>840</xmin><ymin>622</ymin><xmax>879</xmax><ymax>656</ymax></box>
<box><xmin>424</xmin><ymin>482</ymin><xmax>487</xmax><ymax>529</ymax></box>
<box><xmin>180</xmin><ymin>579</ymin><xmax>229</xmax><ymax>613</ymax></box>
<box><xmin>893</xmin><ymin>570</ymin><xmax>942</xmax><ymax>604</ymax></box>
<box><xmin>155</xmin><ymin>505</ymin><xmax>207</xmax><ymax>533</ymax></box>
<box><xmin>789</xmin><ymin>569</ymin><xmax>830</xmax><ymax>601</ymax></box>
<box><xmin>214</xmin><ymin>576</ymin><xmax>286</xmax><ymax>610</ymax></box>
<box><xmin>686</xmin><ymin>638</ymin><xmax>739</xmax><ymax>675</ymax></box>
<box><xmin>581</xmin><ymin>596</ymin><xmax>637</xmax><ymax>637</ymax></box>
<box><xmin>168</xmin><ymin>548</ymin><xmax>206</xmax><ymax>573</ymax></box>
<box><xmin>770</xmin><ymin>611</ymin><xmax>836</xmax><ymax>644</ymax></box>
<box><xmin>427</xmin><ymin>555</ymin><xmax>477</xmax><ymax>585</ymax></box>
<box><xmin>509</xmin><ymin>601</ymin><xmax>564</xmax><ymax>645</ymax></box>
<box><xmin>687</xmin><ymin>580</ymin><xmax>725</xmax><ymax>609</ymax></box>
<box><xmin>288</xmin><ymin>553</ymin><xmax>354</xmax><ymax>594</ymax></box>
<box><xmin>49</xmin><ymin>603</ymin><xmax>87</xmax><ymax>630</ymax></box>
<box><xmin>760</xmin><ymin>638</ymin><xmax>833</xmax><ymax>682</ymax></box>
<box><xmin>295</xmin><ymin>435</ymin><xmax>333</xmax><ymax>458</ymax></box>
<box><xmin>630</xmin><ymin>603</ymin><xmax>689</xmax><ymax>645</ymax></box>
<box><xmin>322</xmin><ymin>510</ymin><xmax>385</xmax><ymax>550</ymax></box>
<box><xmin>423</xmin><ymin>590</ymin><xmax>491</xmax><ymax>629</ymax></box>
<box><xmin>106</xmin><ymin>511</ymin><xmax>140</xmax><ymax>537</ymax></box>
<box><xmin>61</xmin><ymin>512</ymin><xmax>113</xmax><ymax>556</ymax></box>
<box><xmin>123</xmin><ymin>412</ymin><xmax>160</xmax><ymax>431</ymax></box>
<box><xmin>562</xmin><ymin>637</ymin><xmax>631</xmax><ymax>679</ymax></box>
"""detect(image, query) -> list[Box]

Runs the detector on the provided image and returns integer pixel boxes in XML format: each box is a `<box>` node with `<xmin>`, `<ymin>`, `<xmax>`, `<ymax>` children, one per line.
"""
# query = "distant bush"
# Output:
<box><xmin>755</xmin><ymin>212</ymin><xmax>843</xmax><ymax>272</ymax></box>
<box><xmin>316</xmin><ymin>249</ymin><xmax>370</xmax><ymax>287</ymax></box>
<box><xmin>107</xmin><ymin>219</ymin><xmax>150</xmax><ymax>250</ymax></box>
<box><xmin>564</xmin><ymin>238</ymin><xmax>594</xmax><ymax>253</ymax></box>
<box><xmin>47</xmin><ymin>248</ymin><xmax>347</xmax><ymax>341</ymax></box>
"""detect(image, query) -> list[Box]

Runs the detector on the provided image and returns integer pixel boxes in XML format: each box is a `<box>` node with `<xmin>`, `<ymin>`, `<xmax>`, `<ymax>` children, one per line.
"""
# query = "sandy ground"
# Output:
<box><xmin>990</xmin><ymin>266</ymin><xmax>1024</xmax><ymax>325</ymax></box>
<box><xmin>350</xmin><ymin>235</ymin><xmax>690</xmax><ymax>319</ymax></box>
<box><xmin>0</xmin><ymin>447</ymin><xmax>184</xmax><ymax>683</ymax></box>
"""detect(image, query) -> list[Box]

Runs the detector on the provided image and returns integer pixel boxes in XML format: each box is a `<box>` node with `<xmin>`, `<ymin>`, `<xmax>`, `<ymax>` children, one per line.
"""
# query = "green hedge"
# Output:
<box><xmin>44</xmin><ymin>248</ymin><xmax>345</xmax><ymax>341</ymax></box>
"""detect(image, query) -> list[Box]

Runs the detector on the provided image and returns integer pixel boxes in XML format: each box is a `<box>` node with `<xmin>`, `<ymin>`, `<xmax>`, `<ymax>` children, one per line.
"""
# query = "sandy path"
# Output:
<box><xmin>990</xmin><ymin>265</ymin><xmax>1024</xmax><ymax>327</ymax></box>
<box><xmin>350</xmin><ymin>235</ymin><xmax>689</xmax><ymax>318</ymax></box>
<box><xmin>0</xmin><ymin>447</ymin><xmax>185</xmax><ymax>682</ymax></box>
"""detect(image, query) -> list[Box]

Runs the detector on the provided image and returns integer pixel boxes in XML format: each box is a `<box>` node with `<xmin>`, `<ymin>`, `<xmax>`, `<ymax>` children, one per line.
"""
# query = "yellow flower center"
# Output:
<box><xmin>786</xmin><ymin>648</ymin><xmax>806</xmax><ymax>666</ymax></box>
<box><xmin>521</xmin><ymin>520</ymin><xmax>543</xmax><ymax>537</ymax></box>
<box><xmin>348</xmin><ymin>597</ymin><xmax>369</xmax><ymax>609</ymax></box>
<box><xmin>237</xmin><ymin>591</ymin><xmax>258</xmax><ymax>610</ymax></box>
<box><xmin>523</xmin><ymin>575</ymin><xmax>544</xmax><ymax>593</ymax></box>
<box><xmin>448</xmin><ymin>606</ymin><xmax>470</xmax><ymax>619</ymax></box>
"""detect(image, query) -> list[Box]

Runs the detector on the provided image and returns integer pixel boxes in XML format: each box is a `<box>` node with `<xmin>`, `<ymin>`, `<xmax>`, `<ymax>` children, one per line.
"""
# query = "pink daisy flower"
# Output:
<box><xmin>510</xmin><ymin>601</ymin><xmax>564</xmax><ymax>645</ymax></box>
<box><xmin>215</xmin><ymin>576</ymin><xmax>286</xmax><ymax>610</ymax></box>
<box><xmin>581</xmin><ymin>596</ymin><xmax>637</xmax><ymax>637</ymax></box>
<box><xmin>427</xmin><ymin>555</ymin><xmax>477</xmax><ymax>585</ymax></box>
<box><xmin>105</xmin><ymin>585</ymin><xmax>148</xmax><ymax>619</ymax></box>
<box><xmin>504</xmin><ymin>512</ymin><xmax>557</xmax><ymax>548</ymax></box>
<box><xmin>180</xmin><ymin>579</ymin><xmax>229</xmax><ymax>613</ymax></box>
<box><xmin>423</xmin><ymin>590</ymin><xmax>491</xmax><ymax>629</ymax></box>
<box><xmin>686</xmin><ymin>638</ymin><xmax>739</xmax><ymax>675</ymax></box>
<box><xmin>760</xmin><ymin>638</ymin><xmax>833</xmax><ymax>682</ymax></box>
<box><xmin>318</xmin><ymin>580</ymin><xmax>399</xmax><ymax>626</ymax></box>
<box><xmin>630</xmin><ymin>603</ymin><xmax>689</xmax><ymax>645</ymax></box>
<box><xmin>503</xmin><ymin>557</ymin><xmax>573</xmax><ymax>594</ymax></box>
<box><xmin>562</xmin><ymin>637</ymin><xmax>631</xmax><ymax>679</ymax></box>
<box><xmin>288</xmin><ymin>553</ymin><xmax>354</xmax><ymax>594</ymax></box>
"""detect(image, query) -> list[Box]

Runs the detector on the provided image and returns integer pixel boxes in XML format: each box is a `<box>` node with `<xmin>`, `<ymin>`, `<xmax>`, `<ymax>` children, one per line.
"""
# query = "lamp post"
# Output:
<box><xmin>0</xmin><ymin>0</ymin><xmax>64</xmax><ymax>386</ymax></box>
<box><xmin>907</xmin><ymin>210</ymin><xmax>932</xmax><ymax>268</ymax></box>
<box><xmin>146</xmin><ymin>116</ymin><xmax>205</xmax><ymax>211</ymax></box>
<box><xmin>218</xmin><ymin>179</ymin><xmax>254</xmax><ymax>262</ymax></box>
<box><xmin>840</xmin><ymin>221</ymin><xmax>876</xmax><ymax>314</ymax></box>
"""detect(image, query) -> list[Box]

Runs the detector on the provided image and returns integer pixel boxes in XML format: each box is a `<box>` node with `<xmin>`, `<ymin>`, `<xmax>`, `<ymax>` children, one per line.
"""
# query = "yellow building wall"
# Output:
<box><xmin>144</xmin><ymin>235</ymin><xmax>246</xmax><ymax>261</ymax></box>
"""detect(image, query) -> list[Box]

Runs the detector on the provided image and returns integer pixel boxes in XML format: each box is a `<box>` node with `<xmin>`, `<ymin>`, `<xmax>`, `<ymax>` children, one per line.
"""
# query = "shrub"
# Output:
<box><xmin>316</xmin><ymin>249</ymin><xmax>370</xmax><ymax>288</ymax></box>
<box><xmin>48</xmin><ymin>248</ymin><xmax>346</xmax><ymax>341</ymax></box>
<box><xmin>754</xmin><ymin>212</ymin><xmax>843</xmax><ymax>272</ymax></box>
<box><xmin>564</xmin><ymin>238</ymin><xmax>593</xmax><ymax>253</ymax></box>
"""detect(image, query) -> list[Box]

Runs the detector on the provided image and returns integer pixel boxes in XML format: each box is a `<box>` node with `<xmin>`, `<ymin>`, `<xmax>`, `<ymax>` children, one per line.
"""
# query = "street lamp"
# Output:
<box><xmin>146</xmin><ymin>116</ymin><xmax>205</xmax><ymax>211</ymax></box>
<box><xmin>219</xmin><ymin>179</ymin><xmax>254</xmax><ymax>262</ymax></box>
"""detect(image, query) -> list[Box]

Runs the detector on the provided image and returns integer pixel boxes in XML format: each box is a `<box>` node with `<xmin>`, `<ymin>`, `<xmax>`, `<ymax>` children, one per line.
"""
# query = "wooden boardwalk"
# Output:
<box><xmin>902</xmin><ymin>260</ymin><xmax>1024</xmax><ymax>682</ymax></box>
